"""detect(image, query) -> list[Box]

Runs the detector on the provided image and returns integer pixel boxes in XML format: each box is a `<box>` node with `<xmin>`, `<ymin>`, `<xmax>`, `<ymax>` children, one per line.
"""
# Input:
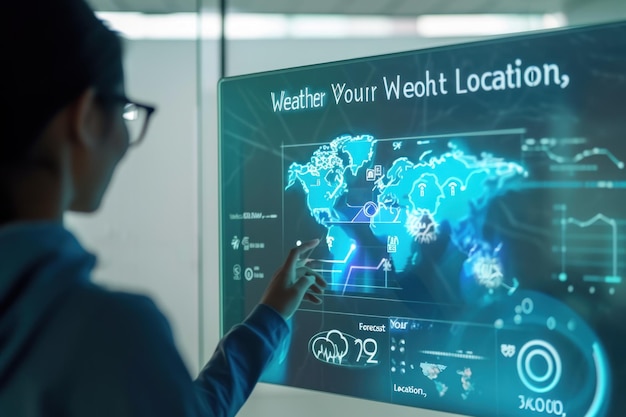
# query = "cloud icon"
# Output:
<box><xmin>311</xmin><ymin>330</ymin><xmax>349</xmax><ymax>364</ymax></box>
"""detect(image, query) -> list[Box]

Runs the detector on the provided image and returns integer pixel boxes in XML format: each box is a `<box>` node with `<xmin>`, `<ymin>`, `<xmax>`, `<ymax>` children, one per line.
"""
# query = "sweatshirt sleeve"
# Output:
<box><xmin>194</xmin><ymin>304</ymin><xmax>290</xmax><ymax>417</ymax></box>
<box><xmin>65</xmin><ymin>291</ymin><xmax>289</xmax><ymax>417</ymax></box>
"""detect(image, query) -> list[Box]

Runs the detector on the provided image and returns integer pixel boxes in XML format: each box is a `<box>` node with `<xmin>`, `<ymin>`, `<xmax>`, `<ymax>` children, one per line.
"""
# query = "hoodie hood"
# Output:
<box><xmin>0</xmin><ymin>222</ymin><xmax>96</xmax><ymax>385</ymax></box>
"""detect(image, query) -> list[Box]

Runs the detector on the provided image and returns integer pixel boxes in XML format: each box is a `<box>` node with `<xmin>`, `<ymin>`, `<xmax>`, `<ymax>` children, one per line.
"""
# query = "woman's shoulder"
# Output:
<box><xmin>2</xmin><ymin>281</ymin><xmax>180</xmax><ymax>401</ymax></box>
<box><xmin>60</xmin><ymin>282</ymin><xmax>172</xmax><ymax>340</ymax></box>
<box><xmin>28</xmin><ymin>280</ymin><xmax>176</xmax><ymax>368</ymax></box>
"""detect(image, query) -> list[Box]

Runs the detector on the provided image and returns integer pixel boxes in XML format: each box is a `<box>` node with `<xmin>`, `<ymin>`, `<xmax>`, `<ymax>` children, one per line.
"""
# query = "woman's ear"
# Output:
<box><xmin>68</xmin><ymin>87</ymin><xmax>99</xmax><ymax>149</ymax></box>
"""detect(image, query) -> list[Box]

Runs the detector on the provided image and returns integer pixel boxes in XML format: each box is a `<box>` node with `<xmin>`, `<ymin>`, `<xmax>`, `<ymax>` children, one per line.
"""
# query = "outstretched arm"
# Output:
<box><xmin>194</xmin><ymin>239</ymin><xmax>327</xmax><ymax>417</ymax></box>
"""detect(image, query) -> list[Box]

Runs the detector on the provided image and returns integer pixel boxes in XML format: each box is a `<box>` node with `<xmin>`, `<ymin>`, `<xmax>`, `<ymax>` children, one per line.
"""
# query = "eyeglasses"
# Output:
<box><xmin>99</xmin><ymin>94</ymin><xmax>156</xmax><ymax>146</ymax></box>
<box><xmin>122</xmin><ymin>100</ymin><xmax>156</xmax><ymax>146</ymax></box>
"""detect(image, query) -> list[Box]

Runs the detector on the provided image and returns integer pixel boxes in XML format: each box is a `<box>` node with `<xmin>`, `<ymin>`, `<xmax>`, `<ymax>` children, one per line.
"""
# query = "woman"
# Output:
<box><xmin>0</xmin><ymin>0</ymin><xmax>326</xmax><ymax>416</ymax></box>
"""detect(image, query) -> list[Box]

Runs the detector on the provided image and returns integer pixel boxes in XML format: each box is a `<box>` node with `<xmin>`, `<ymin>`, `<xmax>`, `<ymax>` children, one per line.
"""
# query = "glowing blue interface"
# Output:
<box><xmin>219</xmin><ymin>22</ymin><xmax>626</xmax><ymax>417</ymax></box>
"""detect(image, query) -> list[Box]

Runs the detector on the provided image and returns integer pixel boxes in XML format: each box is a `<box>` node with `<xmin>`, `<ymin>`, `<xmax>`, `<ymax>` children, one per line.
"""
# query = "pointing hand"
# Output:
<box><xmin>260</xmin><ymin>239</ymin><xmax>327</xmax><ymax>320</ymax></box>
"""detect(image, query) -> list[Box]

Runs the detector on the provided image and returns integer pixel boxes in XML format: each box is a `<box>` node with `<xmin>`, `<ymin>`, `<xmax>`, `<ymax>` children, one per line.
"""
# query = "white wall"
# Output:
<box><xmin>66</xmin><ymin>40</ymin><xmax>201</xmax><ymax>373</ymax></box>
<box><xmin>226</xmin><ymin>37</ymin><xmax>476</xmax><ymax>76</ymax></box>
<box><xmin>565</xmin><ymin>0</ymin><xmax>626</xmax><ymax>25</ymax></box>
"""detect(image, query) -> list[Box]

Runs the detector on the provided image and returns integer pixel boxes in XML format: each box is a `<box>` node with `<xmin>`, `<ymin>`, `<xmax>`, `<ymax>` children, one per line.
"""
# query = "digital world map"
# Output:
<box><xmin>286</xmin><ymin>134</ymin><xmax>527</xmax><ymax>295</ymax></box>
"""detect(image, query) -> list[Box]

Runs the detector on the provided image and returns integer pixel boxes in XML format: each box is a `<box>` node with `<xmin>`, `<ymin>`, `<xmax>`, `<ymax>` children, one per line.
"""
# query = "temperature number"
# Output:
<box><xmin>354</xmin><ymin>338</ymin><xmax>379</xmax><ymax>364</ymax></box>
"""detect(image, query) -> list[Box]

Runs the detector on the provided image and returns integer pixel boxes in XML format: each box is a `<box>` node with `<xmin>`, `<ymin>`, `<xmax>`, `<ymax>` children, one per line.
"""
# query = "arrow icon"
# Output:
<box><xmin>449</xmin><ymin>182</ymin><xmax>457</xmax><ymax>196</ymax></box>
<box><xmin>418</xmin><ymin>183</ymin><xmax>427</xmax><ymax>197</ymax></box>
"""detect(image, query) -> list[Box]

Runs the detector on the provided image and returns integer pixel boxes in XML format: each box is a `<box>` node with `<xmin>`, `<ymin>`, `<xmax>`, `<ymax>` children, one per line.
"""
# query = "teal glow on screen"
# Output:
<box><xmin>219</xmin><ymin>21</ymin><xmax>626</xmax><ymax>417</ymax></box>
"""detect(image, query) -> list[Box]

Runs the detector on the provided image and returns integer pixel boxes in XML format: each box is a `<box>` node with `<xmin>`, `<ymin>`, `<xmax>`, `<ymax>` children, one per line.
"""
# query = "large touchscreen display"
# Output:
<box><xmin>219</xmin><ymin>22</ymin><xmax>626</xmax><ymax>417</ymax></box>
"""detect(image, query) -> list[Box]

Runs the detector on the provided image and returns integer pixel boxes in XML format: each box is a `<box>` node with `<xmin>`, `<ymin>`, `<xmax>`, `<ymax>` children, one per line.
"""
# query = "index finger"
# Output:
<box><xmin>284</xmin><ymin>239</ymin><xmax>320</xmax><ymax>269</ymax></box>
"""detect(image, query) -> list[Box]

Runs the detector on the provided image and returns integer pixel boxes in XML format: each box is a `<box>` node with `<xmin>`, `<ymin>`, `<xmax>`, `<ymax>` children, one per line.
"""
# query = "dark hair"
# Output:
<box><xmin>1</xmin><ymin>0</ymin><xmax>124</xmax><ymax>162</ymax></box>
<box><xmin>0</xmin><ymin>0</ymin><xmax>124</xmax><ymax>223</ymax></box>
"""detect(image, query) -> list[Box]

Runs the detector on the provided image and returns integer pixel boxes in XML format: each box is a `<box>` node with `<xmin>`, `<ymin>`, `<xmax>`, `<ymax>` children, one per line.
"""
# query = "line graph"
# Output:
<box><xmin>554</xmin><ymin>204</ymin><xmax>622</xmax><ymax>286</ymax></box>
<box><xmin>340</xmin><ymin>258</ymin><xmax>399</xmax><ymax>295</ymax></box>
<box><xmin>522</xmin><ymin>138</ymin><xmax>625</xmax><ymax>171</ymax></box>
<box><xmin>542</xmin><ymin>147</ymin><xmax>623</xmax><ymax>168</ymax></box>
<box><xmin>313</xmin><ymin>254</ymin><xmax>401</xmax><ymax>295</ymax></box>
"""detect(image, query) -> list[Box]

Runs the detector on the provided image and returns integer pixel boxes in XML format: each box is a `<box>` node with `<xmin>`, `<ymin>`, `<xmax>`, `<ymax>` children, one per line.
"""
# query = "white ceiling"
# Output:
<box><xmin>231</xmin><ymin>0</ymin><xmax>571</xmax><ymax>15</ymax></box>
<box><xmin>88</xmin><ymin>0</ymin><xmax>573</xmax><ymax>15</ymax></box>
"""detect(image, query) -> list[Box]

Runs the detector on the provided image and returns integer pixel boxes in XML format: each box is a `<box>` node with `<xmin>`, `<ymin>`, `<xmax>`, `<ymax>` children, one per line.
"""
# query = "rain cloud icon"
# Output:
<box><xmin>310</xmin><ymin>330</ymin><xmax>349</xmax><ymax>364</ymax></box>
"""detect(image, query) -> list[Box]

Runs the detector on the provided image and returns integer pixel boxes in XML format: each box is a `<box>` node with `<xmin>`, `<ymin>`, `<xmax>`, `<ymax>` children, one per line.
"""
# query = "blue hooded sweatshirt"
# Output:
<box><xmin>0</xmin><ymin>222</ymin><xmax>289</xmax><ymax>417</ymax></box>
